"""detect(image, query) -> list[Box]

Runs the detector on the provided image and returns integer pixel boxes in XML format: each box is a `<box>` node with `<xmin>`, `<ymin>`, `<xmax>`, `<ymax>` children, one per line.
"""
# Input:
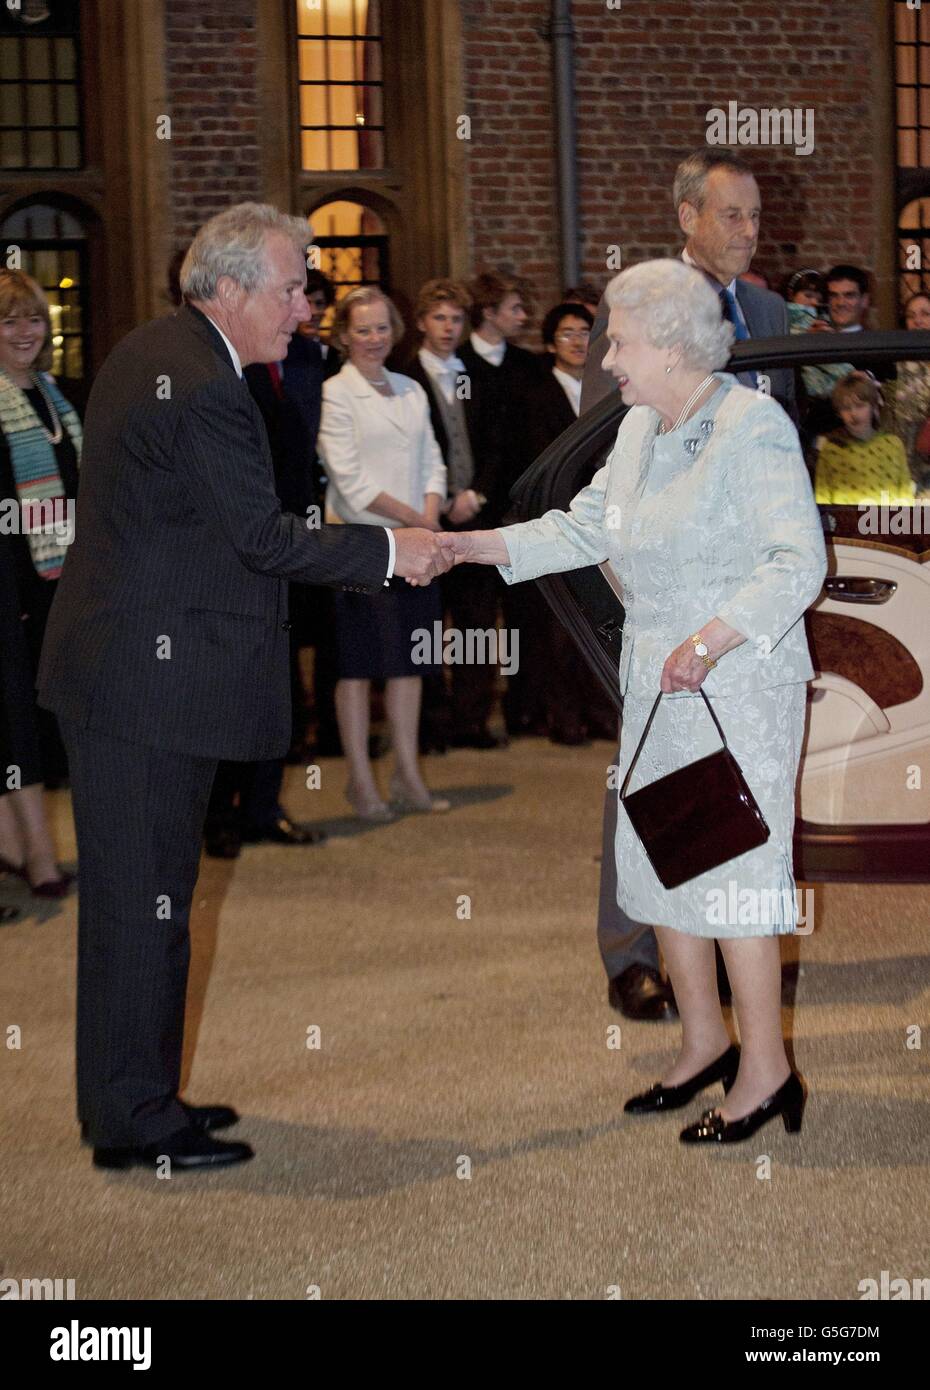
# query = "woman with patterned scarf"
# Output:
<box><xmin>0</xmin><ymin>270</ymin><xmax>81</xmax><ymax>898</ymax></box>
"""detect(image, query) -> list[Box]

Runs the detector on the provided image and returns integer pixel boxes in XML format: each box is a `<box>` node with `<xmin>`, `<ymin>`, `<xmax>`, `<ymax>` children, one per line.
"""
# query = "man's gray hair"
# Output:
<box><xmin>605</xmin><ymin>259</ymin><xmax>733</xmax><ymax>373</ymax></box>
<box><xmin>180</xmin><ymin>202</ymin><xmax>310</xmax><ymax>301</ymax></box>
<box><xmin>673</xmin><ymin>148</ymin><xmax>756</xmax><ymax>214</ymax></box>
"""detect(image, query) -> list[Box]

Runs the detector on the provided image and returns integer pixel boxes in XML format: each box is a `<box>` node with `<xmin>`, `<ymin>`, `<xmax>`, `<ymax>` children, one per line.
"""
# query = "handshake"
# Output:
<box><xmin>393</xmin><ymin>527</ymin><xmax>507</xmax><ymax>585</ymax></box>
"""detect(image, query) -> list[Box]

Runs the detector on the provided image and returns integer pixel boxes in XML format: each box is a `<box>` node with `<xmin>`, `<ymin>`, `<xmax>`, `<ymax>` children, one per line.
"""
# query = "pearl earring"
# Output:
<box><xmin>666</xmin><ymin>364</ymin><xmax>673</xmax><ymax>374</ymax></box>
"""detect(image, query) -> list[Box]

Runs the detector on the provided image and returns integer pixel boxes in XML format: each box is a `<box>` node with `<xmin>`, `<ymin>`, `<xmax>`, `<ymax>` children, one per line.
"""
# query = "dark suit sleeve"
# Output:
<box><xmin>173</xmin><ymin>375</ymin><xmax>389</xmax><ymax>591</ymax></box>
<box><xmin>580</xmin><ymin>295</ymin><xmax>614</xmax><ymax>414</ymax></box>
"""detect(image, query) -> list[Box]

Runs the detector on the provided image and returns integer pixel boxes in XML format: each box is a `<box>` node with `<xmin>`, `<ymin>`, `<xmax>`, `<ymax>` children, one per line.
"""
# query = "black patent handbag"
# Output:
<box><xmin>619</xmin><ymin>690</ymin><xmax>770</xmax><ymax>890</ymax></box>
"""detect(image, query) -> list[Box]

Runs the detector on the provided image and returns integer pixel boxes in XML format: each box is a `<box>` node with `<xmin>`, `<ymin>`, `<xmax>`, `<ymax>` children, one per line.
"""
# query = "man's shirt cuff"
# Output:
<box><xmin>384</xmin><ymin>527</ymin><xmax>396</xmax><ymax>585</ymax></box>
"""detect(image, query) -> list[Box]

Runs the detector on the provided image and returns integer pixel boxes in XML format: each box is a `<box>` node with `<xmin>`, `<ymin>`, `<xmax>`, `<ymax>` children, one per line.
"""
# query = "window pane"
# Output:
<box><xmin>0</xmin><ymin>83</ymin><xmax>22</xmax><ymax>123</ymax></box>
<box><xmin>58</xmin><ymin>128</ymin><xmax>79</xmax><ymax>167</ymax></box>
<box><xmin>0</xmin><ymin>37</ymin><xmax>20</xmax><ymax>79</ymax></box>
<box><xmin>361</xmin><ymin>39</ymin><xmax>382</xmax><ymax>82</ymax></box>
<box><xmin>898</xmin><ymin>84</ymin><xmax>917</xmax><ymax>127</ymax></box>
<box><xmin>298</xmin><ymin>40</ymin><xmax>325</xmax><ymax>81</ymax></box>
<box><xmin>301</xmin><ymin>128</ymin><xmax>328</xmax><ymax>169</ymax></box>
<box><xmin>300</xmin><ymin>83</ymin><xmax>327</xmax><ymax>126</ymax></box>
<box><xmin>329</xmin><ymin>83</ymin><xmax>358</xmax><ymax>127</ymax></box>
<box><xmin>54</xmin><ymin>38</ymin><xmax>75</xmax><ymax>81</ymax></box>
<box><xmin>26</xmin><ymin>82</ymin><xmax>51</xmax><ymax>125</ymax></box>
<box><xmin>0</xmin><ymin>128</ymin><xmax>24</xmax><ymax>166</ymax></box>
<box><xmin>897</xmin><ymin>44</ymin><xmax>916</xmax><ymax>84</ymax></box>
<box><xmin>330</xmin><ymin>128</ymin><xmax>357</xmax><ymax>168</ymax></box>
<box><xmin>25</xmin><ymin>37</ymin><xmax>50</xmax><ymax>80</ymax></box>
<box><xmin>327</xmin><ymin>1</ymin><xmax>355</xmax><ymax>37</ymax></box>
<box><xmin>296</xmin><ymin>0</ymin><xmax>325</xmax><ymax>37</ymax></box>
<box><xmin>327</xmin><ymin>40</ymin><xmax>355</xmax><ymax>79</ymax></box>
<box><xmin>28</xmin><ymin>128</ymin><xmax>53</xmax><ymax>166</ymax></box>
<box><xmin>358</xmin><ymin>126</ymin><xmax>383</xmax><ymax>168</ymax></box>
<box><xmin>57</xmin><ymin>83</ymin><xmax>77</xmax><ymax>127</ymax></box>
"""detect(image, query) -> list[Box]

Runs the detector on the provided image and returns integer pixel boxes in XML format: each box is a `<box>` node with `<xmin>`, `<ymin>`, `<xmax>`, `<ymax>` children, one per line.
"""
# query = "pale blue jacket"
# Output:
<box><xmin>497</xmin><ymin>375</ymin><xmax>827</xmax><ymax>701</ymax></box>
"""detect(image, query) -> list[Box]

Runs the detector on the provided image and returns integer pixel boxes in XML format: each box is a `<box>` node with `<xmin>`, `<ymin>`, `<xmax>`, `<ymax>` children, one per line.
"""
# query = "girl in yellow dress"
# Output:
<box><xmin>815</xmin><ymin>372</ymin><xmax>916</xmax><ymax>505</ymax></box>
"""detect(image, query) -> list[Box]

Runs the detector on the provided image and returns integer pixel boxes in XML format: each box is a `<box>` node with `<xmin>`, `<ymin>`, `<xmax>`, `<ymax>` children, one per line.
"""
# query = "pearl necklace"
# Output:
<box><xmin>657</xmin><ymin>375</ymin><xmax>716</xmax><ymax>435</ymax></box>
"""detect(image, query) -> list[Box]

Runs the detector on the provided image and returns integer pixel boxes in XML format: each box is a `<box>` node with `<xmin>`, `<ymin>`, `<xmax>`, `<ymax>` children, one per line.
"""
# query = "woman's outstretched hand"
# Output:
<box><xmin>444</xmin><ymin>530</ymin><xmax>510</xmax><ymax>566</ymax></box>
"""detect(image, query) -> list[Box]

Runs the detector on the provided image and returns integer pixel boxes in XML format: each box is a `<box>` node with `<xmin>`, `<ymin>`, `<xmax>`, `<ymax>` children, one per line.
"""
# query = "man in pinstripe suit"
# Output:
<box><xmin>37</xmin><ymin>204</ymin><xmax>451</xmax><ymax>1171</ymax></box>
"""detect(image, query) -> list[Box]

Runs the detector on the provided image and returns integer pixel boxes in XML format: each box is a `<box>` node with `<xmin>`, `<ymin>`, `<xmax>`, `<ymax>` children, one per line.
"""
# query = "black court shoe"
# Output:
<box><xmin>679</xmin><ymin>1072</ymin><xmax>805</xmax><ymax>1145</ymax></box>
<box><xmin>624</xmin><ymin>1043</ymin><xmax>741</xmax><ymax>1114</ymax></box>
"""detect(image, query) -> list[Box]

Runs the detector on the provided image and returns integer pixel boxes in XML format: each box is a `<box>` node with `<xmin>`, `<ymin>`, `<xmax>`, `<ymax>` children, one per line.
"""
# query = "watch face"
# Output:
<box><xmin>694</xmin><ymin>640</ymin><xmax>708</xmax><ymax>656</ymax></box>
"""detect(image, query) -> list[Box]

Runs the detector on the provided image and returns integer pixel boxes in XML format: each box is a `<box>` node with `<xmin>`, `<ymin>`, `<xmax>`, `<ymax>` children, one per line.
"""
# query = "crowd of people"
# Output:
<box><xmin>0</xmin><ymin>157</ymin><xmax>925</xmax><ymax>1166</ymax></box>
<box><xmin>2</xmin><ymin>175</ymin><xmax>930</xmax><ymax>907</ymax></box>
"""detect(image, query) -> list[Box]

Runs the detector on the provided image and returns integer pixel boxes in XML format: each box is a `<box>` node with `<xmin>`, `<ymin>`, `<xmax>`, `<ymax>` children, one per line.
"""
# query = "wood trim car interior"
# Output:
<box><xmin>806</xmin><ymin>612</ymin><xmax>923</xmax><ymax>709</ymax></box>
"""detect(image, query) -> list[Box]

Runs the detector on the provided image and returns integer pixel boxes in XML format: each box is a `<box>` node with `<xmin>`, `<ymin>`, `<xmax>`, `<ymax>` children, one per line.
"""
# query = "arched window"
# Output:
<box><xmin>1</xmin><ymin>200</ymin><xmax>88</xmax><ymax>394</ymax></box>
<box><xmin>310</xmin><ymin>198</ymin><xmax>389</xmax><ymax>304</ymax></box>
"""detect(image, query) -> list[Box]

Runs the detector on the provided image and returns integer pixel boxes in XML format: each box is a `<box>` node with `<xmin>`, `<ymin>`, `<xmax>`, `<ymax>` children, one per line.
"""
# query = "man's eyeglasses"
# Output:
<box><xmin>554</xmin><ymin>329</ymin><xmax>590</xmax><ymax>342</ymax></box>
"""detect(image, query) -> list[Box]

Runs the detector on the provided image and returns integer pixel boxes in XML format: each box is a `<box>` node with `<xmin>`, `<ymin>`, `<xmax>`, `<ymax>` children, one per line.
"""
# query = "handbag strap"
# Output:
<box><xmin>619</xmin><ymin>689</ymin><xmax>728</xmax><ymax>800</ymax></box>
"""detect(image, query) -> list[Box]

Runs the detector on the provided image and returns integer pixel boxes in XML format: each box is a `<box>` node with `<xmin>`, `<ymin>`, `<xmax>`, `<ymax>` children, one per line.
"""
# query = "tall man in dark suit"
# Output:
<box><xmin>37</xmin><ymin>203</ymin><xmax>451</xmax><ymax>1171</ymax></box>
<box><xmin>582</xmin><ymin>150</ymin><xmax>794</xmax><ymax>1020</ymax></box>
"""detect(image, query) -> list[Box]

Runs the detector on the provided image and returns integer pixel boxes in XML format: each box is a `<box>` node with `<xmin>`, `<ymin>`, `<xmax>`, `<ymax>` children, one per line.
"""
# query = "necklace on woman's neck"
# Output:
<box><xmin>657</xmin><ymin>374</ymin><xmax>716</xmax><ymax>435</ymax></box>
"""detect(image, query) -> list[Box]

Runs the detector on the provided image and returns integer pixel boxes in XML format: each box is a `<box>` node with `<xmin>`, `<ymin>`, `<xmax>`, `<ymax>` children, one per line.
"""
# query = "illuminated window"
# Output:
<box><xmin>1</xmin><ymin>203</ymin><xmax>87</xmax><ymax>384</ymax></box>
<box><xmin>310</xmin><ymin>200</ymin><xmax>389</xmax><ymax>313</ymax></box>
<box><xmin>0</xmin><ymin>0</ymin><xmax>82</xmax><ymax>170</ymax></box>
<box><xmin>296</xmin><ymin>0</ymin><xmax>384</xmax><ymax>171</ymax></box>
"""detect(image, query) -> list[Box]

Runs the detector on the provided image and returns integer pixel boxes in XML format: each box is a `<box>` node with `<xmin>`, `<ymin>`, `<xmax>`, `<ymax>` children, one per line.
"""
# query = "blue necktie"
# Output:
<box><xmin>720</xmin><ymin>287</ymin><xmax>757</xmax><ymax>387</ymax></box>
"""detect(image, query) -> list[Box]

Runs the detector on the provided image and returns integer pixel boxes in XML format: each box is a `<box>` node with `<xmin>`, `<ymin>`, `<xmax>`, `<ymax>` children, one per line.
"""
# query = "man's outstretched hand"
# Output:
<box><xmin>393</xmin><ymin>527</ymin><xmax>456</xmax><ymax>586</ymax></box>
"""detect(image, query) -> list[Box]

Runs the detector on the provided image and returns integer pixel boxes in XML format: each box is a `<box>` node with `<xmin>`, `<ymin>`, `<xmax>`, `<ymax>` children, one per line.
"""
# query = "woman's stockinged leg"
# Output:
<box><xmin>335</xmin><ymin>678</ymin><xmax>379</xmax><ymax>800</ymax></box>
<box><xmin>385</xmin><ymin>676</ymin><xmax>428</xmax><ymax>795</ymax></box>
<box><xmin>654</xmin><ymin>926</ymin><xmax>732</xmax><ymax>1086</ymax></box>
<box><xmin>717</xmin><ymin>935</ymin><xmax>790</xmax><ymax>1120</ymax></box>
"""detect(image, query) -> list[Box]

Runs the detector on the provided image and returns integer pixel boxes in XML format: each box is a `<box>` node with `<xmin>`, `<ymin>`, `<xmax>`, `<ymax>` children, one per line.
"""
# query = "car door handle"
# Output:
<box><xmin>823</xmin><ymin>577</ymin><xmax>897</xmax><ymax>604</ymax></box>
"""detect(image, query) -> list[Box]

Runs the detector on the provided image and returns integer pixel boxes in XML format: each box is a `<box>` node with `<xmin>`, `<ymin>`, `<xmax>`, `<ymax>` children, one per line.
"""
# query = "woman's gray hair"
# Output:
<box><xmin>179</xmin><ymin>202</ymin><xmax>310</xmax><ymax>301</ymax></box>
<box><xmin>604</xmin><ymin>259</ymin><xmax>734</xmax><ymax>372</ymax></box>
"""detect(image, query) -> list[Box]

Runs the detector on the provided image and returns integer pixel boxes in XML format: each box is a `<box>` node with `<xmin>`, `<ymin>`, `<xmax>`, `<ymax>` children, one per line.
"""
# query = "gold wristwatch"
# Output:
<box><xmin>691</xmin><ymin>632</ymin><xmax>716</xmax><ymax>670</ymax></box>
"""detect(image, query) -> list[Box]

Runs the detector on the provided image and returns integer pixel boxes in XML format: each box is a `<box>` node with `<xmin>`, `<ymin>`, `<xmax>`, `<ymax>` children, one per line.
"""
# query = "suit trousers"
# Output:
<box><xmin>60</xmin><ymin>719</ymin><xmax>217</xmax><ymax>1147</ymax></box>
<box><xmin>597</xmin><ymin>735</ymin><xmax>660</xmax><ymax>978</ymax></box>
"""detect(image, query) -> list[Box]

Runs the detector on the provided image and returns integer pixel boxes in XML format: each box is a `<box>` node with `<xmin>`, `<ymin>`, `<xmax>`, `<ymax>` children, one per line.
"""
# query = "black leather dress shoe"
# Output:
<box><xmin>180</xmin><ymin>1101</ymin><xmax>239</xmax><ymax>1132</ymax></box>
<box><xmin>624</xmin><ymin>1043</ymin><xmax>741</xmax><ymax>1113</ymax></box>
<box><xmin>608</xmin><ymin>964</ymin><xmax>678</xmax><ymax>1022</ymax></box>
<box><xmin>241</xmin><ymin>817</ymin><xmax>326</xmax><ymax>846</ymax></box>
<box><xmin>679</xmin><ymin>1072</ymin><xmax>805</xmax><ymax>1145</ymax></box>
<box><xmin>93</xmin><ymin>1124</ymin><xmax>254</xmax><ymax>1170</ymax></box>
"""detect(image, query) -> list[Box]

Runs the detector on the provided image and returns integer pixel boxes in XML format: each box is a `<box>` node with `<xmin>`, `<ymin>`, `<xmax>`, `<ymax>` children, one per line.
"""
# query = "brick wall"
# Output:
<box><xmin>163</xmin><ymin>0</ymin><xmax>261</xmax><ymax>250</ymax></box>
<box><xmin>460</xmin><ymin>0</ymin><xmax>886</xmax><ymax>318</ymax></box>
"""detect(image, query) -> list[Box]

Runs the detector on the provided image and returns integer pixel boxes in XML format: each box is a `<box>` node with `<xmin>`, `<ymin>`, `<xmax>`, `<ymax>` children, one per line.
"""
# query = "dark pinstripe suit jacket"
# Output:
<box><xmin>37</xmin><ymin>304</ymin><xmax>389</xmax><ymax>760</ymax></box>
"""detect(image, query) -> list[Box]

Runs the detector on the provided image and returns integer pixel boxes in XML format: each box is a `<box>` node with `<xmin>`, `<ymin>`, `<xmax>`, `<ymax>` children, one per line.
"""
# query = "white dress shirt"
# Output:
<box><xmin>553</xmin><ymin>366</ymin><xmax>582</xmax><ymax>416</ymax></box>
<box><xmin>418</xmin><ymin>346</ymin><xmax>467</xmax><ymax>404</ymax></box>
<box><xmin>469</xmin><ymin>331</ymin><xmax>506</xmax><ymax>367</ymax></box>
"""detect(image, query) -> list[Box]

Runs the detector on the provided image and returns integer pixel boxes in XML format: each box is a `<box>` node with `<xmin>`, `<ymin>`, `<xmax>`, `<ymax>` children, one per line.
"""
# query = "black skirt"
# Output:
<box><xmin>333</xmin><ymin>575</ymin><xmax>443</xmax><ymax>680</ymax></box>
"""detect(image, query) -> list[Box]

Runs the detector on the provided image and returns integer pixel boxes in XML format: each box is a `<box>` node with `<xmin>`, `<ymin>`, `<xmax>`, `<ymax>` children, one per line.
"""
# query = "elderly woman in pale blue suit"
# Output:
<box><xmin>444</xmin><ymin>260</ymin><xmax>827</xmax><ymax>1146</ymax></box>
